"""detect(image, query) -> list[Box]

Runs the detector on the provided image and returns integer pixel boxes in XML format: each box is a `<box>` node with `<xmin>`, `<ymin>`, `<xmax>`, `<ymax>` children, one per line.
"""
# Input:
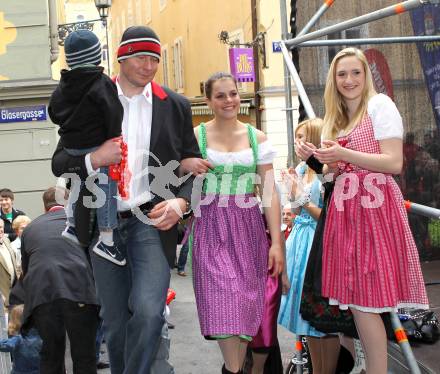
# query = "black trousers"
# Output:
<box><xmin>32</xmin><ymin>299</ymin><xmax>99</xmax><ymax>374</ymax></box>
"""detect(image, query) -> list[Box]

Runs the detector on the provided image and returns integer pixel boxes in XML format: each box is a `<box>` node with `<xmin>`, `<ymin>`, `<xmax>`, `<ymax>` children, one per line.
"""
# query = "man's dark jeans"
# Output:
<box><xmin>177</xmin><ymin>242</ymin><xmax>189</xmax><ymax>272</ymax></box>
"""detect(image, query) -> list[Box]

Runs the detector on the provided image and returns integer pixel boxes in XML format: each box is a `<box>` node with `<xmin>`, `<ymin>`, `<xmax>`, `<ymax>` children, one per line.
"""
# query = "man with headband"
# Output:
<box><xmin>51</xmin><ymin>26</ymin><xmax>201</xmax><ymax>373</ymax></box>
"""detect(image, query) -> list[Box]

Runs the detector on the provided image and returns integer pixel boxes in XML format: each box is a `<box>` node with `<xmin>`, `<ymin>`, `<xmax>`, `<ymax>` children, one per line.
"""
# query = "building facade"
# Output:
<box><xmin>0</xmin><ymin>0</ymin><xmax>61</xmax><ymax>218</ymax></box>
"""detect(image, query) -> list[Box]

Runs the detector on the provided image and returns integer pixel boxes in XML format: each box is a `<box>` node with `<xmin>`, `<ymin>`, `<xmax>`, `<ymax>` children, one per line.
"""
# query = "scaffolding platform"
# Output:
<box><xmin>388</xmin><ymin>261</ymin><xmax>440</xmax><ymax>374</ymax></box>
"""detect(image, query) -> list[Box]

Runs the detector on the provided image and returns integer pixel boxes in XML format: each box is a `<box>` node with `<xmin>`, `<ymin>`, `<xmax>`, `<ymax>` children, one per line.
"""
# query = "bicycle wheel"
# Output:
<box><xmin>285</xmin><ymin>361</ymin><xmax>296</xmax><ymax>374</ymax></box>
<box><xmin>285</xmin><ymin>360</ymin><xmax>312</xmax><ymax>374</ymax></box>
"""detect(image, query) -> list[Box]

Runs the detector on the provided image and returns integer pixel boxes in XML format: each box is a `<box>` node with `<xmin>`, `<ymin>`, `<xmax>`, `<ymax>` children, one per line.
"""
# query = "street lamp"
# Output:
<box><xmin>94</xmin><ymin>0</ymin><xmax>112</xmax><ymax>25</ymax></box>
<box><xmin>58</xmin><ymin>0</ymin><xmax>112</xmax><ymax>74</ymax></box>
<box><xmin>94</xmin><ymin>0</ymin><xmax>112</xmax><ymax>75</ymax></box>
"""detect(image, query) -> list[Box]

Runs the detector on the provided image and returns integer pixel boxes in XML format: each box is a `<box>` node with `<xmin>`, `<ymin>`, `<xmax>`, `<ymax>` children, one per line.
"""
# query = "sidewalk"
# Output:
<box><xmin>168</xmin><ymin>267</ymin><xmax>294</xmax><ymax>373</ymax></box>
<box><xmin>66</xmin><ymin>267</ymin><xmax>294</xmax><ymax>374</ymax></box>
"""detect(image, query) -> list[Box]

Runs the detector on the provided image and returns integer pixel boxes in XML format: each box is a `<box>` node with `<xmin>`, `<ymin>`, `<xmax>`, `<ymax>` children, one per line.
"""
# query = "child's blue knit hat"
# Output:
<box><xmin>64</xmin><ymin>29</ymin><xmax>102</xmax><ymax>68</ymax></box>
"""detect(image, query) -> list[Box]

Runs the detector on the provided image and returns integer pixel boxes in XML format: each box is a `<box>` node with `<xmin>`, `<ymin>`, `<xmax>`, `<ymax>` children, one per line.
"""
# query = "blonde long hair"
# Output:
<box><xmin>8</xmin><ymin>304</ymin><xmax>24</xmax><ymax>336</ymax></box>
<box><xmin>322</xmin><ymin>48</ymin><xmax>376</xmax><ymax>140</ymax></box>
<box><xmin>295</xmin><ymin>118</ymin><xmax>323</xmax><ymax>149</ymax></box>
<box><xmin>295</xmin><ymin>118</ymin><xmax>323</xmax><ymax>180</ymax></box>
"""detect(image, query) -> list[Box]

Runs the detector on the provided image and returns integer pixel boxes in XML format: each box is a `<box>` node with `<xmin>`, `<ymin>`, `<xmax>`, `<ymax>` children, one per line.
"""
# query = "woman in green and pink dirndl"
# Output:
<box><xmin>181</xmin><ymin>72</ymin><xmax>284</xmax><ymax>374</ymax></box>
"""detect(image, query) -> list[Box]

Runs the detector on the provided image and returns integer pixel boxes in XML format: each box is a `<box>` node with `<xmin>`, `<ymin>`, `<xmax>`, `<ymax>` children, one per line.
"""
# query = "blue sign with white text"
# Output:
<box><xmin>272</xmin><ymin>41</ymin><xmax>282</xmax><ymax>53</ymax></box>
<box><xmin>0</xmin><ymin>105</ymin><xmax>47</xmax><ymax>123</ymax></box>
<box><xmin>410</xmin><ymin>5</ymin><xmax>440</xmax><ymax>131</ymax></box>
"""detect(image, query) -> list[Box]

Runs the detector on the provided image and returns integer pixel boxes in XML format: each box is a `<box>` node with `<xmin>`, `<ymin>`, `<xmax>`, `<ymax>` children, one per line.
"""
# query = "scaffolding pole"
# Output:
<box><xmin>390</xmin><ymin>312</ymin><xmax>422</xmax><ymax>374</ymax></box>
<box><xmin>280</xmin><ymin>0</ymin><xmax>295</xmax><ymax>167</ymax></box>
<box><xmin>297</xmin><ymin>0</ymin><xmax>336</xmax><ymax>38</ymax></box>
<box><xmin>405</xmin><ymin>201</ymin><xmax>440</xmax><ymax>220</ymax></box>
<box><xmin>299</xmin><ymin>35</ymin><xmax>440</xmax><ymax>47</ymax></box>
<box><xmin>281</xmin><ymin>0</ymin><xmax>334</xmax><ymax>166</ymax></box>
<box><xmin>285</xmin><ymin>0</ymin><xmax>427</xmax><ymax>49</ymax></box>
<box><xmin>280</xmin><ymin>41</ymin><xmax>316</xmax><ymax>119</ymax></box>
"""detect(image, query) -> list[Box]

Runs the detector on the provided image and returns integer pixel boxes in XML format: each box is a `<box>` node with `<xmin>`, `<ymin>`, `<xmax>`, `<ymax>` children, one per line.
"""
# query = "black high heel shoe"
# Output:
<box><xmin>221</xmin><ymin>364</ymin><xmax>241</xmax><ymax>374</ymax></box>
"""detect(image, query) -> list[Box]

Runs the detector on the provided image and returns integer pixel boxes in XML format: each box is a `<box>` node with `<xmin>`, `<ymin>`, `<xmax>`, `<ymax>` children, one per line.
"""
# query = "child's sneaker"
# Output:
<box><xmin>62</xmin><ymin>225</ymin><xmax>80</xmax><ymax>245</ymax></box>
<box><xmin>93</xmin><ymin>241</ymin><xmax>126</xmax><ymax>266</ymax></box>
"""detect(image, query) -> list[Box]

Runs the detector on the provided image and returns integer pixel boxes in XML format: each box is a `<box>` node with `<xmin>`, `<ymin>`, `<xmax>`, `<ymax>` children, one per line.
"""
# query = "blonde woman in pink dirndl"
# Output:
<box><xmin>314</xmin><ymin>48</ymin><xmax>429</xmax><ymax>374</ymax></box>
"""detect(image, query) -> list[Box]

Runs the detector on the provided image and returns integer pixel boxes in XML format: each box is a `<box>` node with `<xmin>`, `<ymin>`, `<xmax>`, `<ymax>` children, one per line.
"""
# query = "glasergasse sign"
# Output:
<box><xmin>0</xmin><ymin>105</ymin><xmax>47</xmax><ymax>123</ymax></box>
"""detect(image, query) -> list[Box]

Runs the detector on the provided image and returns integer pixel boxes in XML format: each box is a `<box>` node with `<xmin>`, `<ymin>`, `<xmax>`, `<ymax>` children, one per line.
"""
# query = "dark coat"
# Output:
<box><xmin>18</xmin><ymin>209</ymin><xmax>97</xmax><ymax>325</ymax></box>
<box><xmin>48</xmin><ymin>66</ymin><xmax>123</xmax><ymax>149</ymax></box>
<box><xmin>51</xmin><ymin>81</ymin><xmax>201</xmax><ymax>267</ymax></box>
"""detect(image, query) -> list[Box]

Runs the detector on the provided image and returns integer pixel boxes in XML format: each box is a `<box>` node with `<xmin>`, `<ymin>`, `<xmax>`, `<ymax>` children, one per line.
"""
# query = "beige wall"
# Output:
<box><xmin>258</xmin><ymin>0</ymin><xmax>289</xmax><ymax>90</ymax></box>
<box><xmin>0</xmin><ymin>0</ymin><xmax>53</xmax><ymax>81</ymax></box>
<box><xmin>257</xmin><ymin>0</ymin><xmax>295</xmax><ymax>171</ymax></box>
<box><xmin>51</xmin><ymin>0</ymin><xmax>67</xmax><ymax>80</ymax></box>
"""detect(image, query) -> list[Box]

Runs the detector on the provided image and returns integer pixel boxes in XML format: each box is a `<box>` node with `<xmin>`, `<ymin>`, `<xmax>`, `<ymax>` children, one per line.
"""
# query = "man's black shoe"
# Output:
<box><xmin>97</xmin><ymin>361</ymin><xmax>110</xmax><ymax>370</ymax></box>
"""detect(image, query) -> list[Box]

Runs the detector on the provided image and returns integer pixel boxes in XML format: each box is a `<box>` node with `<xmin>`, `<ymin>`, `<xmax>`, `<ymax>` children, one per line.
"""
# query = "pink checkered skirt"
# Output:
<box><xmin>192</xmin><ymin>194</ymin><xmax>269</xmax><ymax>337</ymax></box>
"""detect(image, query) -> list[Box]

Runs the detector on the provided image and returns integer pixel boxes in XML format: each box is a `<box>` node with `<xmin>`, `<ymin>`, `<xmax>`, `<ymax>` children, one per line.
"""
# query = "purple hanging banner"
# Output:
<box><xmin>228</xmin><ymin>48</ymin><xmax>255</xmax><ymax>82</ymax></box>
<box><xmin>410</xmin><ymin>4</ymin><xmax>440</xmax><ymax>131</ymax></box>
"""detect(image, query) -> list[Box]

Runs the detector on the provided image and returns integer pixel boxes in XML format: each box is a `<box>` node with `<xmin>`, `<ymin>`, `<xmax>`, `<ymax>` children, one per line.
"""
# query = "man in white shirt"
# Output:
<box><xmin>51</xmin><ymin>25</ymin><xmax>200</xmax><ymax>374</ymax></box>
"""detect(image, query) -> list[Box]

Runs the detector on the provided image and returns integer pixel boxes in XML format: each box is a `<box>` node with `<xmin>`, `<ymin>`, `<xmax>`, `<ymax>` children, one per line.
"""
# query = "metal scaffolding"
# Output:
<box><xmin>281</xmin><ymin>0</ymin><xmax>438</xmax><ymax>120</ymax></box>
<box><xmin>299</xmin><ymin>35</ymin><xmax>440</xmax><ymax>47</ymax></box>
<box><xmin>279</xmin><ymin>1</ymin><xmax>440</xmax><ymax>373</ymax></box>
<box><xmin>285</xmin><ymin>0</ymin><xmax>430</xmax><ymax>49</ymax></box>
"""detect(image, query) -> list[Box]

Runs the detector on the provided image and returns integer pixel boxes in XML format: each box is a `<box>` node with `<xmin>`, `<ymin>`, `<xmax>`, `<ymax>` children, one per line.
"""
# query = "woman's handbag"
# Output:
<box><xmin>398</xmin><ymin>308</ymin><xmax>440</xmax><ymax>344</ymax></box>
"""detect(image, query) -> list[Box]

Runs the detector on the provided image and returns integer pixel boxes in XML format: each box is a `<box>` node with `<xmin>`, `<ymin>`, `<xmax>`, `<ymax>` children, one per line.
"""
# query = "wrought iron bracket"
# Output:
<box><xmin>57</xmin><ymin>19</ymin><xmax>102</xmax><ymax>46</ymax></box>
<box><xmin>218</xmin><ymin>30</ymin><xmax>268</xmax><ymax>68</ymax></box>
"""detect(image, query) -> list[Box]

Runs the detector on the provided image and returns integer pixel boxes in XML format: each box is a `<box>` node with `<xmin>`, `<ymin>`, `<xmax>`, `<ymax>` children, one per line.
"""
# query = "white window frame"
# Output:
<box><xmin>120</xmin><ymin>10</ymin><xmax>126</xmax><ymax>34</ymax></box>
<box><xmin>159</xmin><ymin>0</ymin><xmax>167</xmax><ymax>12</ymax></box>
<box><xmin>145</xmin><ymin>0</ymin><xmax>152</xmax><ymax>24</ymax></box>
<box><xmin>135</xmin><ymin>0</ymin><xmax>142</xmax><ymax>25</ymax></box>
<box><xmin>114</xmin><ymin>17</ymin><xmax>121</xmax><ymax>51</ymax></box>
<box><xmin>127</xmin><ymin>0</ymin><xmax>134</xmax><ymax>25</ymax></box>
<box><xmin>227</xmin><ymin>28</ymin><xmax>245</xmax><ymax>91</ymax></box>
<box><xmin>102</xmin><ymin>44</ymin><xmax>108</xmax><ymax>64</ymax></box>
<box><xmin>317</xmin><ymin>23</ymin><xmax>369</xmax><ymax>84</ymax></box>
<box><xmin>172</xmin><ymin>37</ymin><xmax>184</xmax><ymax>93</ymax></box>
<box><xmin>162</xmin><ymin>45</ymin><xmax>170</xmax><ymax>88</ymax></box>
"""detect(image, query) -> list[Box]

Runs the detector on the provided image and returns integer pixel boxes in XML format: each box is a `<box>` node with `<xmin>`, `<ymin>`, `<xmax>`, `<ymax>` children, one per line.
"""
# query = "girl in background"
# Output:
<box><xmin>278</xmin><ymin>118</ymin><xmax>340</xmax><ymax>374</ymax></box>
<box><xmin>0</xmin><ymin>304</ymin><xmax>41</xmax><ymax>374</ymax></box>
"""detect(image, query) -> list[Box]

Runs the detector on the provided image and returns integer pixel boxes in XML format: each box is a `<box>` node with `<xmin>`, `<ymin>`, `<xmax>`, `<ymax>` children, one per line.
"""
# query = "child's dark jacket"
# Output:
<box><xmin>49</xmin><ymin>66</ymin><xmax>123</xmax><ymax>149</ymax></box>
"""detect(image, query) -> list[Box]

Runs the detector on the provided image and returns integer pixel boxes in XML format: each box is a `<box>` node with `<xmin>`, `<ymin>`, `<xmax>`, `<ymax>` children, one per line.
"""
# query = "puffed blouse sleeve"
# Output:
<box><xmin>257</xmin><ymin>140</ymin><xmax>277</xmax><ymax>165</ymax></box>
<box><xmin>367</xmin><ymin>93</ymin><xmax>404</xmax><ymax>140</ymax></box>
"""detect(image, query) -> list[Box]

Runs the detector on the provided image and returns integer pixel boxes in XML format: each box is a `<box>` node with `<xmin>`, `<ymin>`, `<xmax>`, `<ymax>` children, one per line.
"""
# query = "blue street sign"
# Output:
<box><xmin>272</xmin><ymin>41</ymin><xmax>282</xmax><ymax>53</ymax></box>
<box><xmin>0</xmin><ymin>105</ymin><xmax>47</xmax><ymax>123</ymax></box>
